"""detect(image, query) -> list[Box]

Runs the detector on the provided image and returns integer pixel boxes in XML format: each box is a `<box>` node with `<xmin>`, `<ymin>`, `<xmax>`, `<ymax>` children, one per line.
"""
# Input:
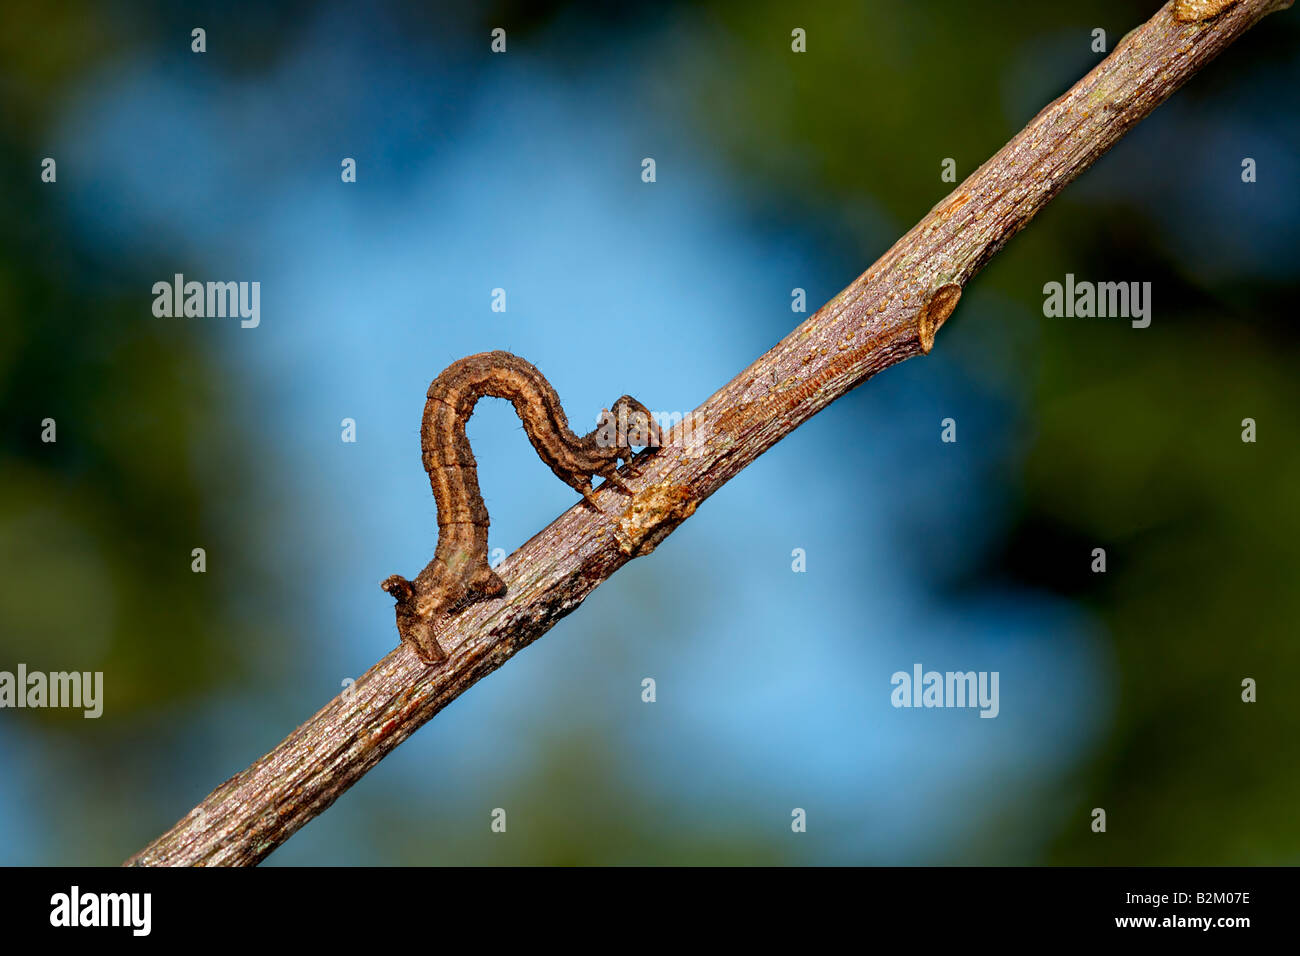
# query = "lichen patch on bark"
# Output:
<box><xmin>616</xmin><ymin>483</ymin><xmax>698</xmax><ymax>556</ymax></box>
<box><xmin>1174</xmin><ymin>0</ymin><xmax>1240</xmax><ymax>21</ymax></box>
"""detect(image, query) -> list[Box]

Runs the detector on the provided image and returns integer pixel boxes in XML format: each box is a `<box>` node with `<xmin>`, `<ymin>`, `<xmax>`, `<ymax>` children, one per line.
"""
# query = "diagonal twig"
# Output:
<box><xmin>125</xmin><ymin>0</ymin><xmax>1292</xmax><ymax>865</ymax></box>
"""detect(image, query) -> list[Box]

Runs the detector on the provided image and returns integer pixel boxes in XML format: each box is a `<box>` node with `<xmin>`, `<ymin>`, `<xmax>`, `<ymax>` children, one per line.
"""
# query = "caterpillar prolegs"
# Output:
<box><xmin>382</xmin><ymin>351</ymin><xmax>661</xmax><ymax>662</ymax></box>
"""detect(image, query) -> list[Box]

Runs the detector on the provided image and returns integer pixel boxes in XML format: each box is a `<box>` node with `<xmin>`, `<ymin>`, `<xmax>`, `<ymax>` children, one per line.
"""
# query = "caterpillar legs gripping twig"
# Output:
<box><xmin>382</xmin><ymin>351</ymin><xmax>661</xmax><ymax>662</ymax></box>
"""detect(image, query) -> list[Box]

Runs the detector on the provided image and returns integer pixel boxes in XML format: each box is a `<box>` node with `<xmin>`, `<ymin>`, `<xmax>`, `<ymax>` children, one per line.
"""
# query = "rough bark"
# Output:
<box><xmin>126</xmin><ymin>0</ymin><xmax>1292</xmax><ymax>866</ymax></box>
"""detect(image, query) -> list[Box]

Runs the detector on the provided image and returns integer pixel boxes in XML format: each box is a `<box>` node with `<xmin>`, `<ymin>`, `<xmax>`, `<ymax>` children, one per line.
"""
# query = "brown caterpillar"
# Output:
<box><xmin>382</xmin><ymin>351</ymin><xmax>661</xmax><ymax>662</ymax></box>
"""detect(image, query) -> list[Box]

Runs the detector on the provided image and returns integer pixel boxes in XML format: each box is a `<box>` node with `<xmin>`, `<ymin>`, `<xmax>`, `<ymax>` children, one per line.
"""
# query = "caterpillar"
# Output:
<box><xmin>382</xmin><ymin>351</ymin><xmax>660</xmax><ymax>662</ymax></box>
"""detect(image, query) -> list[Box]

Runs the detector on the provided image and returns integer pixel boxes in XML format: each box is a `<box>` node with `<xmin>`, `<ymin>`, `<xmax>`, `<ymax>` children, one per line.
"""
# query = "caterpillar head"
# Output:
<box><xmin>593</xmin><ymin>395</ymin><xmax>662</xmax><ymax>461</ymax></box>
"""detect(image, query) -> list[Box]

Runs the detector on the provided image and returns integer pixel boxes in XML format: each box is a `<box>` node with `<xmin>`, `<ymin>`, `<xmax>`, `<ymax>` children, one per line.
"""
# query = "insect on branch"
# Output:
<box><xmin>125</xmin><ymin>0</ymin><xmax>1292</xmax><ymax>866</ymax></box>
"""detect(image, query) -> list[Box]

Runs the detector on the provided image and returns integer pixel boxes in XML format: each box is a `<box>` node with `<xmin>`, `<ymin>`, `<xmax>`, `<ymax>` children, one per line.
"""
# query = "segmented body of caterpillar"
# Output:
<box><xmin>383</xmin><ymin>351</ymin><xmax>659</xmax><ymax>662</ymax></box>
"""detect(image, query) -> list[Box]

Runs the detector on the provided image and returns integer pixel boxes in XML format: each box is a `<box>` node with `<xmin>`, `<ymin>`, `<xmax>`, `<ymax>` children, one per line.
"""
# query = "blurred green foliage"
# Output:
<box><xmin>0</xmin><ymin>1</ymin><xmax>291</xmax><ymax>866</ymax></box>
<box><xmin>639</xmin><ymin>0</ymin><xmax>1300</xmax><ymax>863</ymax></box>
<box><xmin>2</xmin><ymin>0</ymin><xmax>1295</xmax><ymax>863</ymax></box>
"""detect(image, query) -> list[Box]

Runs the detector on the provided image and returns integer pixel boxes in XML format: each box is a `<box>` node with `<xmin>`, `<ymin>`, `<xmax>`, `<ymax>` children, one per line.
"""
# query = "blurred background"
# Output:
<box><xmin>0</xmin><ymin>0</ymin><xmax>1296</xmax><ymax>865</ymax></box>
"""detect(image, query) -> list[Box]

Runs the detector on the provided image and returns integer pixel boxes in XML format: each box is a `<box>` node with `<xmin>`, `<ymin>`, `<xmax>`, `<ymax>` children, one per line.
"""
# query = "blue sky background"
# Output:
<box><xmin>14</xmin><ymin>0</ymin><xmax>1294</xmax><ymax>864</ymax></box>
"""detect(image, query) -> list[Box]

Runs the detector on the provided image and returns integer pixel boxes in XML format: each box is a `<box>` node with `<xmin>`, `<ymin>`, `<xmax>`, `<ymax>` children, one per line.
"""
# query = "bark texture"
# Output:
<box><xmin>126</xmin><ymin>0</ymin><xmax>1291</xmax><ymax>866</ymax></box>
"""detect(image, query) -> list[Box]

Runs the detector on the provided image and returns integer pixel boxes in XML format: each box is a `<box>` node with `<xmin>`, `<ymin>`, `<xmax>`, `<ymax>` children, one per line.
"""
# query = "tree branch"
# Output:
<box><xmin>125</xmin><ymin>0</ymin><xmax>1291</xmax><ymax>866</ymax></box>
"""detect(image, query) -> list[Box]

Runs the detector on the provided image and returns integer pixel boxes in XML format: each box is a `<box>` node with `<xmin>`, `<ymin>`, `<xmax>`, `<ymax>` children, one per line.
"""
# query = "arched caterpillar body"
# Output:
<box><xmin>382</xmin><ymin>350</ymin><xmax>660</xmax><ymax>662</ymax></box>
